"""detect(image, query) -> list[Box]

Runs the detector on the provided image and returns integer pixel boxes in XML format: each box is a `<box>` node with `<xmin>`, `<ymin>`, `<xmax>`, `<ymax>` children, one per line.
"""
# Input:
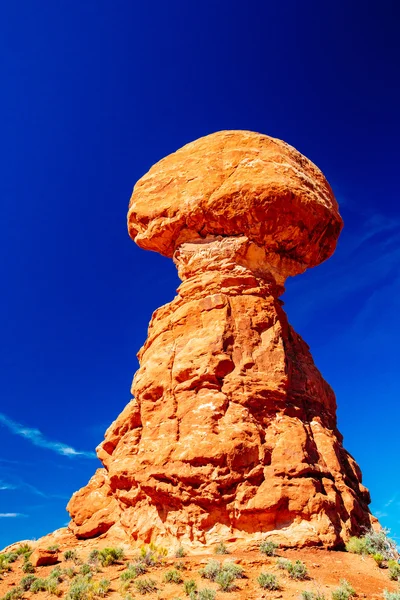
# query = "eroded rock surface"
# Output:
<box><xmin>67</xmin><ymin>131</ymin><xmax>372</xmax><ymax>550</ymax></box>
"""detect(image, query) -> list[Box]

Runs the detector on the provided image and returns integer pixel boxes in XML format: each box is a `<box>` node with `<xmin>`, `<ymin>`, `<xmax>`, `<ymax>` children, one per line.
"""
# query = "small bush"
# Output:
<box><xmin>214</xmin><ymin>542</ymin><xmax>229</xmax><ymax>555</ymax></box>
<box><xmin>259</xmin><ymin>540</ymin><xmax>279</xmax><ymax>556</ymax></box>
<box><xmin>15</xmin><ymin>544</ymin><xmax>32</xmax><ymax>557</ymax></box>
<box><xmin>121</xmin><ymin>564</ymin><xmax>141</xmax><ymax>582</ymax></box>
<box><xmin>222</xmin><ymin>561</ymin><xmax>245</xmax><ymax>579</ymax></box>
<box><xmin>276</xmin><ymin>558</ymin><xmax>307</xmax><ymax>580</ymax></box>
<box><xmin>64</xmin><ymin>567</ymin><xmax>77</xmax><ymax>579</ymax></box>
<box><xmin>96</xmin><ymin>579</ymin><xmax>110</xmax><ymax>597</ymax></box>
<box><xmin>216</xmin><ymin>569</ymin><xmax>236</xmax><ymax>591</ymax></box>
<box><xmin>174</xmin><ymin>560</ymin><xmax>187</xmax><ymax>571</ymax></box>
<box><xmin>139</xmin><ymin>543</ymin><xmax>167</xmax><ymax>566</ymax></box>
<box><xmin>175</xmin><ymin>546</ymin><xmax>186</xmax><ymax>558</ymax></box>
<box><xmin>364</xmin><ymin>528</ymin><xmax>398</xmax><ymax>560</ymax></box>
<box><xmin>22</xmin><ymin>561</ymin><xmax>35</xmax><ymax>573</ymax></box>
<box><xmin>287</xmin><ymin>559</ymin><xmax>308</xmax><ymax>580</ymax></box>
<box><xmin>164</xmin><ymin>569</ymin><xmax>183</xmax><ymax>584</ymax></box>
<box><xmin>1</xmin><ymin>588</ymin><xmax>23</xmax><ymax>600</ymax></box>
<box><xmin>302</xmin><ymin>592</ymin><xmax>326</xmax><ymax>600</ymax></box>
<box><xmin>64</xmin><ymin>550</ymin><xmax>79</xmax><ymax>562</ymax></box>
<box><xmin>88</xmin><ymin>549</ymin><xmax>100</xmax><ymax>565</ymax></box>
<box><xmin>49</xmin><ymin>566</ymin><xmax>63</xmax><ymax>583</ymax></box>
<box><xmin>134</xmin><ymin>577</ymin><xmax>158</xmax><ymax>594</ymax></box>
<box><xmin>388</xmin><ymin>560</ymin><xmax>400</xmax><ymax>581</ymax></box>
<box><xmin>384</xmin><ymin>591</ymin><xmax>400</xmax><ymax>600</ymax></box>
<box><xmin>200</xmin><ymin>559</ymin><xmax>220</xmax><ymax>581</ymax></box>
<box><xmin>45</xmin><ymin>578</ymin><xmax>62</xmax><ymax>596</ymax></box>
<box><xmin>66</xmin><ymin>574</ymin><xmax>108</xmax><ymax>600</ymax></box>
<box><xmin>346</xmin><ymin>529</ymin><xmax>398</xmax><ymax>561</ymax></box>
<box><xmin>373</xmin><ymin>553</ymin><xmax>385</xmax><ymax>567</ymax></box>
<box><xmin>98</xmin><ymin>547</ymin><xmax>124</xmax><ymax>567</ymax></box>
<box><xmin>184</xmin><ymin>579</ymin><xmax>197</xmax><ymax>595</ymax></box>
<box><xmin>193</xmin><ymin>590</ymin><xmax>216</xmax><ymax>600</ymax></box>
<box><xmin>257</xmin><ymin>572</ymin><xmax>280</xmax><ymax>590</ymax></box>
<box><xmin>331</xmin><ymin>579</ymin><xmax>356</xmax><ymax>600</ymax></box>
<box><xmin>31</xmin><ymin>578</ymin><xmax>47</xmax><ymax>593</ymax></box>
<box><xmin>345</xmin><ymin>536</ymin><xmax>369</xmax><ymax>555</ymax></box>
<box><xmin>277</xmin><ymin>558</ymin><xmax>291</xmax><ymax>569</ymax></box>
<box><xmin>48</xmin><ymin>545</ymin><xmax>60</xmax><ymax>553</ymax></box>
<box><xmin>20</xmin><ymin>575</ymin><xmax>37</xmax><ymax>591</ymax></box>
<box><xmin>80</xmin><ymin>563</ymin><xmax>91</xmax><ymax>576</ymax></box>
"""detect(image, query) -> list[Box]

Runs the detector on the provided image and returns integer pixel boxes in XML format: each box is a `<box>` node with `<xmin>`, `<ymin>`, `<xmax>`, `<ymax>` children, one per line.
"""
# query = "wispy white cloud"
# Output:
<box><xmin>0</xmin><ymin>513</ymin><xmax>26</xmax><ymax>518</ymax></box>
<box><xmin>0</xmin><ymin>413</ymin><xmax>96</xmax><ymax>459</ymax></box>
<box><xmin>0</xmin><ymin>481</ymin><xmax>17</xmax><ymax>491</ymax></box>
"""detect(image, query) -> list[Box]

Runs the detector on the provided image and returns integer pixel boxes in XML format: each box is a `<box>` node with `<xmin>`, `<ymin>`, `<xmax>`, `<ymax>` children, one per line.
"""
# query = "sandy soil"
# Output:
<box><xmin>0</xmin><ymin>545</ymin><xmax>398</xmax><ymax>600</ymax></box>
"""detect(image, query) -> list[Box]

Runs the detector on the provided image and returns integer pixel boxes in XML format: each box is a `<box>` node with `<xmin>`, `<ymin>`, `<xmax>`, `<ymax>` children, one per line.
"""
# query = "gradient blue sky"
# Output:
<box><xmin>1</xmin><ymin>1</ymin><xmax>399</xmax><ymax>549</ymax></box>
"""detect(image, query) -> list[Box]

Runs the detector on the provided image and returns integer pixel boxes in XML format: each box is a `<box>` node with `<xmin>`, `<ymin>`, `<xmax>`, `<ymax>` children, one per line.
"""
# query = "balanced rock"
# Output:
<box><xmin>67</xmin><ymin>130</ymin><xmax>372</xmax><ymax>550</ymax></box>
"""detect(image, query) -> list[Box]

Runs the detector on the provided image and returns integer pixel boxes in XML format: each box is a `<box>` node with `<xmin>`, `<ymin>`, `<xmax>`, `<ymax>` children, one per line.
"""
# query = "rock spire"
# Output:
<box><xmin>67</xmin><ymin>131</ymin><xmax>372</xmax><ymax>550</ymax></box>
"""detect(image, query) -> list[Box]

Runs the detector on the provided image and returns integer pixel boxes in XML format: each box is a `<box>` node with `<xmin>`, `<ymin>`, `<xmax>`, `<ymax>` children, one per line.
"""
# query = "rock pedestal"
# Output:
<box><xmin>67</xmin><ymin>131</ymin><xmax>372</xmax><ymax>550</ymax></box>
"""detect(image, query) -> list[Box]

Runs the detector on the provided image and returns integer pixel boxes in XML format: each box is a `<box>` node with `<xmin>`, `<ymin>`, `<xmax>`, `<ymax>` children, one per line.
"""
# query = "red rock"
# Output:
<box><xmin>67</xmin><ymin>131</ymin><xmax>372</xmax><ymax>551</ymax></box>
<box><xmin>30</xmin><ymin>548</ymin><xmax>59</xmax><ymax>567</ymax></box>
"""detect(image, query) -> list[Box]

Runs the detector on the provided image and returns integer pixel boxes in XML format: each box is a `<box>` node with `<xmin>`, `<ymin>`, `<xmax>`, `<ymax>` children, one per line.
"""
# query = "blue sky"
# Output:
<box><xmin>0</xmin><ymin>1</ymin><xmax>399</xmax><ymax>548</ymax></box>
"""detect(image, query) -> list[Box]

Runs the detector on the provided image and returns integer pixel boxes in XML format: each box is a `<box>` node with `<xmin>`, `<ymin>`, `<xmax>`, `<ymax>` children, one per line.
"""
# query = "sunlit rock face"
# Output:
<box><xmin>67</xmin><ymin>131</ymin><xmax>372</xmax><ymax>550</ymax></box>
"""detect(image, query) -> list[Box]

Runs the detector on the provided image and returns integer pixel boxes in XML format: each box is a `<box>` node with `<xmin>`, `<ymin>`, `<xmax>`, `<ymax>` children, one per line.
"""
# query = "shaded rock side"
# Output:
<box><xmin>67</xmin><ymin>131</ymin><xmax>372</xmax><ymax>550</ymax></box>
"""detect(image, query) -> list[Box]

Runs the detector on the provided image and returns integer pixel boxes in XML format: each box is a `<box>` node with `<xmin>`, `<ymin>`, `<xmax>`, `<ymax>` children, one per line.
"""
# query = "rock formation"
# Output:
<box><xmin>66</xmin><ymin>130</ymin><xmax>372</xmax><ymax>550</ymax></box>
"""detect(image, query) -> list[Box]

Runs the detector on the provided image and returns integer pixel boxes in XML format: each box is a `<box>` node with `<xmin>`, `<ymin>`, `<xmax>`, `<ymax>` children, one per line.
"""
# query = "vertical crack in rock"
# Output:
<box><xmin>66</xmin><ymin>130</ymin><xmax>373</xmax><ymax>551</ymax></box>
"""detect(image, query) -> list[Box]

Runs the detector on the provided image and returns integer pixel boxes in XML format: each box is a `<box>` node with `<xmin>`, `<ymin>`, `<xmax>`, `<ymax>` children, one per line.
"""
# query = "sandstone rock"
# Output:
<box><xmin>67</xmin><ymin>130</ymin><xmax>372</xmax><ymax>551</ymax></box>
<box><xmin>30</xmin><ymin>548</ymin><xmax>59</xmax><ymax>567</ymax></box>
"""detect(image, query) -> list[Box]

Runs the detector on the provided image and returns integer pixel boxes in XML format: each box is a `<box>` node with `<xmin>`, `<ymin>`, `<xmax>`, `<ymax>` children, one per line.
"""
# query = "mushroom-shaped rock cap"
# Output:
<box><xmin>128</xmin><ymin>130</ymin><xmax>342</xmax><ymax>272</ymax></box>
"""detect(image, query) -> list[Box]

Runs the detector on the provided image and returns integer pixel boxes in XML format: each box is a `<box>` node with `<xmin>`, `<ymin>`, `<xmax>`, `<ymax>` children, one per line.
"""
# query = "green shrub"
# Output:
<box><xmin>48</xmin><ymin>545</ymin><xmax>60</xmax><ymax>552</ymax></box>
<box><xmin>121</xmin><ymin>564</ymin><xmax>141</xmax><ymax>582</ymax></box>
<box><xmin>222</xmin><ymin>561</ymin><xmax>244</xmax><ymax>579</ymax></box>
<box><xmin>346</xmin><ymin>529</ymin><xmax>398</xmax><ymax>561</ymax></box>
<box><xmin>373</xmin><ymin>552</ymin><xmax>385</xmax><ymax>567</ymax></box>
<box><xmin>257</xmin><ymin>572</ymin><xmax>280</xmax><ymax>590</ymax></box>
<box><xmin>80</xmin><ymin>563</ymin><xmax>91</xmax><ymax>576</ymax></box>
<box><xmin>214</xmin><ymin>542</ymin><xmax>229</xmax><ymax>555</ymax></box>
<box><xmin>345</xmin><ymin>536</ymin><xmax>369</xmax><ymax>555</ymax></box>
<box><xmin>22</xmin><ymin>561</ymin><xmax>35</xmax><ymax>573</ymax></box>
<box><xmin>20</xmin><ymin>575</ymin><xmax>37</xmax><ymax>591</ymax></box>
<box><xmin>259</xmin><ymin>540</ymin><xmax>278</xmax><ymax>556</ymax></box>
<box><xmin>64</xmin><ymin>567</ymin><xmax>77</xmax><ymax>579</ymax></box>
<box><xmin>302</xmin><ymin>592</ymin><xmax>326</xmax><ymax>600</ymax></box>
<box><xmin>200</xmin><ymin>559</ymin><xmax>220</xmax><ymax>581</ymax></box>
<box><xmin>287</xmin><ymin>559</ymin><xmax>308</xmax><ymax>580</ymax></box>
<box><xmin>15</xmin><ymin>544</ymin><xmax>32</xmax><ymax>557</ymax></box>
<box><xmin>216</xmin><ymin>569</ymin><xmax>236</xmax><ymax>591</ymax></box>
<box><xmin>31</xmin><ymin>578</ymin><xmax>48</xmax><ymax>593</ymax></box>
<box><xmin>384</xmin><ymin>591</ymin><xmax>400</xmax><ymax>600</ymax></box>
<box><xmin>276</xmin><ymin>558</ymin><xmax>307</xmax><ymax>580</ymax></box>
<box><xmin>44</xmin><ymin>577</ymin><xmax>62</xmax><ymax>596</ymax></box>
<box><xmin>331</xmin><ymin>579</ymin><xmax>356</xmax><ymax>600</ymax></box>
<box><xmin>364</xmin><ymin>528</ymin><xmax>398</xmax><ymax>560</ymax></box>
<box><xmin>134</xmin><ymin>577</ymin><xmax>158</xmax><ymax>594</ymax></box>
<box><xmin>96</xmin><ymin>579</ymin><xmax>110</xmax><ymax>597</ymax></box>
<box><xmin>139</xmin><ymin>543</ymin><xmax>167</xmax><ymax>566</ymax></box>
<box><xmin>175</xmin><ymin>546</ymin><xmax>186</xmax><ymax>558</ymax></box>
<box><xmin>1</xmin><ymin>588</ymin><xmax>23</xmax><ymax>600</ymax></box>
<box><xmin>49</xmin><ymin>566</ymin><xmax>64</xmax><ymax>583</ymax></box>
<box><xmin>64</xmin><ymin>550</ymin><xmax>79</xmax><ymax>562</ymax></box>
<box><xmin>192</xmin><ymin>590</ymin><xmax>216</xmax><ymax>600</ymax></box>
<box><xmin>164</xmin><ymin>569</ymin><xmax>183</xmax><ymax>584</ymax></box>
<box><xmin>174</xmin><ymin>560</ymin><xmax>187</xmax><ymax>571</ymax></box>
<box><xmin>98</xmin><ymin>547</ymin><xmax>124</xmax><ymax>567</ymax></box>
<box><xmin>388</xmin><ymin>560</ymin><xmax>400</xmax><ymax>581</ymax></box>
<box><xmin>184</xmin><ymin>579</ymin><xmax>197</xmax><ymax>595</ymax></box>
<box><xmin>277</xmin><ymin>558</ymin><xmax>291</xmax><ymax>569</ymax></box>
<box><xmin>66</xmin><ymin>574</ymin><xmax>108</xmax><ymax>600</ymax></box>
<box><xmin>88</xmin><ymin>549</ymin><xmax>100</xmax><ymax>565</ymax></box>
